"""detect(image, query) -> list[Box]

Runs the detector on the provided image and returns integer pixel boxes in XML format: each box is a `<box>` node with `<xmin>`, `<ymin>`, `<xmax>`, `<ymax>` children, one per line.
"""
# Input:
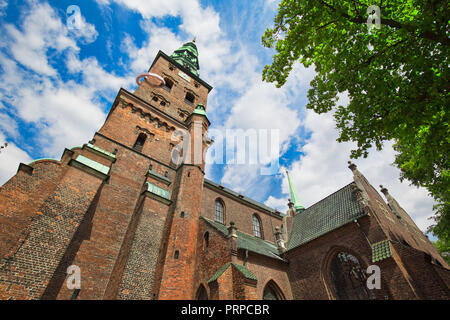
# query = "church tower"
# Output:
<box><xmin>0</xmin><ymin>41</ymin><xmax>213</xmax><ymax>300</ymax></box>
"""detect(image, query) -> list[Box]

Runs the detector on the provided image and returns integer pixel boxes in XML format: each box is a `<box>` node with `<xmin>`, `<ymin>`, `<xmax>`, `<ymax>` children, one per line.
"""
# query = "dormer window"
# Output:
<box><xmin>185</xmin><ymin>92</ymin><xmax>195</xmax><ymax>106</ymax></box>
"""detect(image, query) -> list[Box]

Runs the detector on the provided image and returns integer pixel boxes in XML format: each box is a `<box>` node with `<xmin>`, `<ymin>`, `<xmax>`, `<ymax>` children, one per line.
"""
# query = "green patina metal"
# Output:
<box><xmin>201</xmin><ymin>217</ymin><xmax>285</xmax><ymax>261</ymax></box>
<box><xmin>192</xmin><ymin>103</ymin><xmax>207</xmax><ymax>116</ymax></box>
<box><xmin>27</xmin><ymin>158</ymin><xmax>59</xmax><ymax>165</ymax></box>
<box><xmin>170</xmin><ymin>41</ymin><xmax>200</xmax><ymax>76</ymax></box>
<box><xmin>147</xmin><ymin>170</ymin><xmax>171</xmax><ymax>185</ymax></box>
<box><xmin>372</xmin><ymin>240</ymin><xmax>392</xmax><ymax>263</ymax></box>
<box><xmin>287</xmin><ymin>183</ymin><xmax>367</xmax><ymax>251</ymax></box>
<box><xmin>207</xmin><ymin>262</ymin><xmax>257</xmax><ymax>283</ymax></box>
<box><xmin>85</xmin><ymin>143</ymin><xmax>116</xmax><ymax>159</ymax></box>
<box><xmin>146</xmin><ymin>182</ymin><xmax>171</xmax><ymax>201</ymax></box>
<box><xmin>75</xmin><ymin>155</ymin><xmax>110</xmax><ymax>175</ymax></box>
<box><xmin>286</xmin><ymin>170</ymin><xmax>305</xmax><ymax>213</ymax></box>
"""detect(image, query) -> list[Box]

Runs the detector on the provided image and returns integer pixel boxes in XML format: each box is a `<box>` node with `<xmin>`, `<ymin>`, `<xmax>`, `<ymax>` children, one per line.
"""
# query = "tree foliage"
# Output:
<box><xmin>432</xmin><ymin>239</ymin><xmax>450</xmax><ymax>265</ymax></box>
<box><xmin>262</xmin><ymin>0</ymin><xmax>449</xmax><ymax>240</ymax></box>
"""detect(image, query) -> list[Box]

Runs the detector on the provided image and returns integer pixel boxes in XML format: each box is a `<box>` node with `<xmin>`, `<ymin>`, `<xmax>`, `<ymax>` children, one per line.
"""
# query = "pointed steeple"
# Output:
<box><xmin>286</xmin><ymin>170</ymin><xmax>305</xmax><ymax>213</ymax></box>
<box><xmin>170</xmin><ymin>40</ymin><xmax>200</xmax><ymax>76</ymax></box>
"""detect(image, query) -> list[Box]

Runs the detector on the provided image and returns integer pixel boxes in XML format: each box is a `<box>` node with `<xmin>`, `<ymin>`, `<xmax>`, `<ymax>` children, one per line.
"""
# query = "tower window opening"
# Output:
<box><xmin>185</xmin><ymin>92</ymin><xmax>195</xmax><ymax>106</ymax></box>
<box><xmin>133</xmin><ymin>133</ymin><xmax>147</xmax><ymax>152</ymax></box>
<box><xmin>174</xmin><ymin>250</ymin><xmax>179</xmax><ymax>259</ymax></box>
<box><xmin>164</xmin><ymin>78</ymin><xmax>173</xmax><ymax>92</ymax></box>
<box><xmin>160</xmin><ymin>101</ymin><xmax>166</xmax><ymax>106</ymax></box>
<box><xmin>152</xmin><ymin>96</ymin><xmax>158</xmax><ymax>102</ymax></box>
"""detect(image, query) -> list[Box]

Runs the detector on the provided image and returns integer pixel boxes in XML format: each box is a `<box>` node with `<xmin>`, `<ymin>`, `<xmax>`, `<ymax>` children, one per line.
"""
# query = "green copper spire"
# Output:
<box><xmin>193</xmin><ymin>103</ymin><xmax>207</xmax><ymax>116</ymax></box>
<box><xmin>170</xmin><ymin>40</ymin><xmax>200</xmax><ymax>76</ymax></box>
<box><xmin>286</xmin><ymin>170</ymin><xmax>305</xmax><ymax>213</ymax></box>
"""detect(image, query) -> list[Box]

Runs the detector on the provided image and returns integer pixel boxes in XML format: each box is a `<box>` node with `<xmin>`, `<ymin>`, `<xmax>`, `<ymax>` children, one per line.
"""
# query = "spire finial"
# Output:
<box><xmin>192</xmin><ymin>36</ymin><xmax>196</xmax><ymax>43</ymax></box>
<box><xmin>286</xmin><ymin>170</ymin><xmax>305</xmax><ymax>213</ymax></box>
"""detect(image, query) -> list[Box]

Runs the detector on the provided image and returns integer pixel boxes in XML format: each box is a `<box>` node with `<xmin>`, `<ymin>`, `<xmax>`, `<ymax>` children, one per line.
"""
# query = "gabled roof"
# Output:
<box><xmin>201</xmin><ymin>217</ymin><xmax>286</xmax><ymax>261</ymax></box>
<box><xmin>207</xmin><ymin>262</ymin><xmax>257</xmax><ymax>283</ymax></box>
<box><xmin>287</xmin><ymin>183</ymin><xmax>367</xmax><ymax>251</ymax></box>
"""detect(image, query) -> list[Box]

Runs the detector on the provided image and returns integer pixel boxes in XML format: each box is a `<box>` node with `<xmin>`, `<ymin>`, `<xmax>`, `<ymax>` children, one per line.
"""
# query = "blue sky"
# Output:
<box><xmin>0</xmin><ymin>0</ymin><xmax>438</xmax><ymax>235</ymax></box>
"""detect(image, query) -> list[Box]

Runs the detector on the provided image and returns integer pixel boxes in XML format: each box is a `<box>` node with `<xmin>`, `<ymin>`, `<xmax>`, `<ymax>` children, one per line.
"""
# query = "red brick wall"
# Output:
<box><xmin>286</xmin><ymin>215</ymin><xmax>384</xmax><ymax>300</ymax></box>
<box><xmin>193</xmin><ymin>220</ymin><xmax>232</xmax><ymax>300</ymax></box>
<box><xmin>201</xmin><ymin>185</ymin><xmax>283</xmax><ymax>243</ymax></box>
<box><xmin>0</xmin><ymin>161</ymin><xmax>105</xmax><ymax>300</ymax></box>
<box><xmin>236</xmin><ymin>253</ymin><xmax>292</xmax><ymax>300</ymax></box>
<box><xmin>357</xmin><ymin>173</ymin><xmax>447</xmax><ymax>267</ymax></box>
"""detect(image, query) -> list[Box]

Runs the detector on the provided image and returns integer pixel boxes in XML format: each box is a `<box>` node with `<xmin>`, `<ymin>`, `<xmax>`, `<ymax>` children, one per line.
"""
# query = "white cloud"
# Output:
<box><xmin>0</xmin><ymin>1</ymin><xmax>131</xmax><ymax>159</ymax></box>
<box><xmin>67</xmin><ymin>7</ymin><xmax>99</xmax><ymax>44</ymax></box>
<box><xmin>2</xmin><ymin>2</ymin><xmax>78</xmax><ymax>76</ymax></box>
<box><xmin>0</xmin><ymin>112</ymin><xmax>18</xmax><ymax>138</ymax></box>
<box><xmin>272</xmin><ymin>109</ymin><xmax>436</xmax><ymax>233</ymax></box>
<box><xmin>0</xmin><ymin>0</ymin><xmax>8</xmax><ymax>16</ymax></box>
<box><xmin>0</xmin><ymin>132</ymin><xmax>33</xmax><ymax>185</ymax></box>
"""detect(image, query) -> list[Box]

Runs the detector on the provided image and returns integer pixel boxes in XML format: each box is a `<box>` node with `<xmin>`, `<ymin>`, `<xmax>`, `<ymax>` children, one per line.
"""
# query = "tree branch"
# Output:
<box><xmin>318</xmin><ymin>0</ymin><xmax>449</xmax><ymax>46</ymax></box>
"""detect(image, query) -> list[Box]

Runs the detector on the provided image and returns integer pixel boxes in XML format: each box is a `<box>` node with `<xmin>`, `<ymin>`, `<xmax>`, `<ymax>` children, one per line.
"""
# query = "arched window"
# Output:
<box><xmin>253</xmin><ymin>214</ymin><xmax>263</xmax><ymax>239</ymax></box>
<box><xmin>214</xmin><ymin>199</ymin><xmax>224</xmax><ymax>224</ymax></box>
<box><xmin>195</xmin><ymin>285</ymin><xmax>208</xmax><ymax>300</ymax></box>
<box><xmin>263</xmin><ymin>280</ymin><xmax>285</xmax><ymax>300</ymax></box>
<box><xmin>163</xmin><ymin>78</ymin><xmax>173</xmax><ymax>92</ymax></box>
<box><xmin>185</xmin><ymin>92</ymin><xmax>195</xmax><ymax>105</ymax></box>
<box><xmin>330</xmin><ymin>252</ymin><xmax>375</xmax><ymax>300</ymax></box>
<box><xmin>133</xmin><ymin>133</ymin><xmax>147</xmax><ymax>152</ymax></box>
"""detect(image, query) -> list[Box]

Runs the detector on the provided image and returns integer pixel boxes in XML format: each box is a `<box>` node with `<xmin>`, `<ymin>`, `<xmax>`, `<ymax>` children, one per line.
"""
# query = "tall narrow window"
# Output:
<box><xmin>185</xmin><ymin>92</ymin><xmax>195</xmax><ymax>106</ymax></box>
<box><xmin>133</xmin><ymin>133</ymin><xmax>147</xmax><ymax>152</ymax></box>
<box><xmin>203</xmin><ymin>232</ymin><xmax>209</xmax><ymax>250</ymax></box>
<box><xmin>214</xmin><ymin>199</ymin><xmax>224</xmax><ymax>224</ymax></box>
<box><xmin>253</xmin><ymin>214</ymin><xmax>263</xmax><ymax>239</ymax></box>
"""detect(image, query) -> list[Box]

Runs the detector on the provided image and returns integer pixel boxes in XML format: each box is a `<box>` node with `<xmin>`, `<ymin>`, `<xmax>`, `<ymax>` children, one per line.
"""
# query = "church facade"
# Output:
<box><xmin>0</xmin><ymin>42</ymin><xmax>449</xmax><ymax>300</ymax></box>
